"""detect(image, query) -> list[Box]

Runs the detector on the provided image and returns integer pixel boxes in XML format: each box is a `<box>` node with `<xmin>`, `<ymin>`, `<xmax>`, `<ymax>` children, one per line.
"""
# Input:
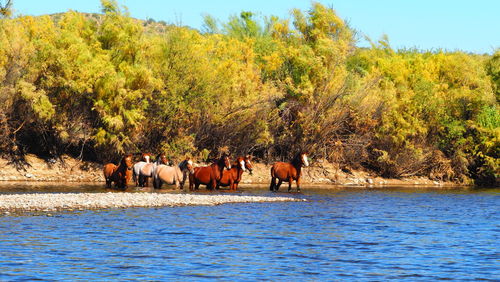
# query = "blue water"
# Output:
<box><xmin>0</xmin><ymin>185</ymin><xmax>499</xmax><ymax>281</ymax></box>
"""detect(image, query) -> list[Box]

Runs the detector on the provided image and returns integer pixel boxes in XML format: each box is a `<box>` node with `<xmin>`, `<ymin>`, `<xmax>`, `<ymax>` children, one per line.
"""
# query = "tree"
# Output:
<box><xmin>0</xmin><ymin>0</ymin><xmax>12</xmax><ymax>18</ymax></box>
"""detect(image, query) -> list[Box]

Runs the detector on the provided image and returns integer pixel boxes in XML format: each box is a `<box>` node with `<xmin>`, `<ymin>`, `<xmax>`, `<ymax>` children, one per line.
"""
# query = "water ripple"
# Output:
<box><xmin>0</xmin><ymin>185</ymin><xmax>499</xmax><ymax>280</ymax></box>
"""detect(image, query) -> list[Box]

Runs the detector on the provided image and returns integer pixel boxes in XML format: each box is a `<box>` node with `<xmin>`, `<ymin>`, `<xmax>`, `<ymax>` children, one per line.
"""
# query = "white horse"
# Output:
<box><xmin>132</xmin><ymin>153</ymin><xmax>151</xmax><ymax>187</ymax></box>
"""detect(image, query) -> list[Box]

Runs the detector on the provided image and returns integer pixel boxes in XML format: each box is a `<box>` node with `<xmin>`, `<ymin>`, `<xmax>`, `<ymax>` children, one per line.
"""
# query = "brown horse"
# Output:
<box><xmin>103</xmin><ymin>154</ymin><xmax>134</xmax><ymax>189</ymax></box>
<box><xmin>189</xmin><ymin>153</ymin><xmax>231</xmax><ymax>191</ymax></box>
<box><xmin>219</xmin><ymin>155</ymin><xmax>254</xmax><ymax>191</ymax></box>
<box><xmin>269</xmin><ymin>152</ymin><xmax>309</xmax><ymax>192</ymax></box>
<box><xmin>152</xmin><ymin>158</ymin><xmax>195</xmax><ymax>189</ymax></box>
<box><xmin>137</xmin><ymin>153</ymin><xmax>168</xmax><ymax>187</ymax></box>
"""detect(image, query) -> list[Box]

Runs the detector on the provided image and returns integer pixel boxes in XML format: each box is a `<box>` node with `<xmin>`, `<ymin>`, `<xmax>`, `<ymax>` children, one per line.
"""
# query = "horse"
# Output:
<box><xmin>103</xmin><ymin>154</ymin><xmax>134</xmax><ymax>189</ymax></box>
<box><xmin>152</xmin><ymin>158</ymin><xmax>195</xmax><ymax>189</ymax></box>
<box><xmin>178</xmin><ymin>157</ymin><xmax>195</xmax><ymax>189</ymax></box>
<box><xmin>137</xmin><ymin>153</ymin><xmax>168</xmax><ymax>187</ymax></box>
<box><xmin>244</xmin><ymin>155</ymin><xmax>254</xmax><ymax>174</ymax></box>
<box><xmin>189</xmin><ymin>153</ymin><xmax>232</xmax><ymax>191</ymax></box>
<box><xmin>219</xmin><ymin>155</ymin><xmax>253</xmax><ymax>191</ymax></box>
<box><xmin>269</xmin><ymin>152</ymin><xmax>309</xmax><ymax>192</ymax></box>
<box><xmin>132</xmin><ymin>153</ymin><xmax>152</xmax><ymax>187</ymax></box>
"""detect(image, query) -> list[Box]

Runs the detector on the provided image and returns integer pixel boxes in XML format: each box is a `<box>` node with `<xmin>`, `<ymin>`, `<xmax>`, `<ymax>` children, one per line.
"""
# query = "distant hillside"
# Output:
<box><xmin>48</xmin><ymin>11</ymin><xmax>178</xmax><ymax>34</ymax></box>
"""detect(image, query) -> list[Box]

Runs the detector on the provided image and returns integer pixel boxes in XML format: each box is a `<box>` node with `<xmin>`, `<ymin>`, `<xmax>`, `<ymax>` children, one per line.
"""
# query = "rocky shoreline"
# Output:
<box><xmin>0</xmin><ymin>192</ymin><xmax>305</xmax><ymax>213</ymax></box>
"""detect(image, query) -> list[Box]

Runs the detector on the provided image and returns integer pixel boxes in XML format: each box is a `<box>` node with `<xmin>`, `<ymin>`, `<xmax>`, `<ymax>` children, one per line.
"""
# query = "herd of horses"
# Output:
<box><xmin>103</xmin><ymin>152</ymin><xmax>310</xmax><ymax>192</ymax></box>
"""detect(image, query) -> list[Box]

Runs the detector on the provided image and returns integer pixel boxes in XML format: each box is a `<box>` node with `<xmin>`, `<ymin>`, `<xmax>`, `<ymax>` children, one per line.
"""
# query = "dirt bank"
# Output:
<box><xmin>0</xmin><ymin>154</ymin><xmax>453</xmax><ymax>187</ymax></box>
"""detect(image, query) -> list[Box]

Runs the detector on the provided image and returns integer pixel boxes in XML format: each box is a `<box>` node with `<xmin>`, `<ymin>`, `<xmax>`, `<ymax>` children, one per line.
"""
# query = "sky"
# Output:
<box><xmin>11</xmin><ymin>0</ymin><xmax>500</xmax><ymax>54</ymax></box>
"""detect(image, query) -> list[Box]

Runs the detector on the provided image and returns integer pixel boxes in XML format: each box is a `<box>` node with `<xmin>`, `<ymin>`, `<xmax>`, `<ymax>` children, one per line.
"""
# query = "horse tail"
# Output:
<box><xmin>103</xmin><ymin>163</ymin><xmax>117</xmax><ymax>188</ymax></box>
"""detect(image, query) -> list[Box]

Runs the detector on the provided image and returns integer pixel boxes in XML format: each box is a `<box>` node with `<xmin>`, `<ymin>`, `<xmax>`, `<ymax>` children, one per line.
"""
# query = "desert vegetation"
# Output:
<box><xmin>0</xmin><ymin>1</ymin><xmax>498</xmax><ymax>185</ymax></box>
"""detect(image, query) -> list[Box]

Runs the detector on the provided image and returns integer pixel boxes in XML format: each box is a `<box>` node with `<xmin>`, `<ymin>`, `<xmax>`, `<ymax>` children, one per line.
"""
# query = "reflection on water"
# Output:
<box><xmin>0</xmin><ymin>183</ymin><xmax>499</xmax><ymax>280</ymax></box>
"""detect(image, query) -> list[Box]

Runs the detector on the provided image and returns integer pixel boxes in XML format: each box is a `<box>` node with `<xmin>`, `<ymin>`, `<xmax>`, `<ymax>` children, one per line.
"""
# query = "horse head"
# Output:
<box><xmin>292</xmin><ymin>152</ymin><xmax>309</xmax><ymax>168</ymax></box>
<box><xmin>219</xmin><ymin>153</ymin><xmax>231</xmax><ymax>170</ymax></box>
<box><xmin>300</xmin><ymin>152</ymin><xmax>309</xmax><ymax>167</ymax></box>
<box><xmin>184</xmin><ymin>157</ymin><xmax>195</xmax><ymax>174</ymax></box>
<box><xmin>141</xmin><ymin>153</ymin><xmax>152</xmax><ymax>163</ymax></box>
<box><xmin>154</xmin><ymin>153</ymin><xmax>169</xmax><ymax>165</ymax></box>
<box><xmin>235</xmin><ymin>156</ymin><xmax>246</xmax><ymax>172</ymax></box>
<box><xmin>244</xmin><ymin>155</ymin><xmax>253</xmax><ymax>175</ymax></box>
<box><xmin>122</xmin><ymin>154</ymin><xmax>134</xmax><ymax>170</ymax></box>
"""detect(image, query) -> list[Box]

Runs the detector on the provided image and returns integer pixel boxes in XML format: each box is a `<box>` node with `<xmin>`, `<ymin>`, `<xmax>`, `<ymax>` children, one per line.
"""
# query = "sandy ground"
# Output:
<box><xmin>0</xmin><ymin>154</ymin><xmax>451</xmax><ymax>187</ymax></box>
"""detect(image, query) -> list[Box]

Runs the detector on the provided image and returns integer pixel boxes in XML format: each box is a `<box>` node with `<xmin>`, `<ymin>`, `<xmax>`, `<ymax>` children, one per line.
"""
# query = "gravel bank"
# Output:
<box><xmin>0</xmin><ymin>192</ymin><xmax>305</xmax><ymax>213</ymax></box>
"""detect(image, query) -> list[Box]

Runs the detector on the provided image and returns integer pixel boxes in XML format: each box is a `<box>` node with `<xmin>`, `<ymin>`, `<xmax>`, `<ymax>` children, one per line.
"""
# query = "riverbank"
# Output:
<box><xmin>0</xmin><ymin>154</ymin><xmax>454</xmax><ymax>186</ymax></box>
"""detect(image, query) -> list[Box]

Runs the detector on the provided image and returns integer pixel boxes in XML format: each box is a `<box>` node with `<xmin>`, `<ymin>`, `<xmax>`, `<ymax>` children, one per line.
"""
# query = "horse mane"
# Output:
<box><xmin>120</xmin><ymin>154</ymin><xmax>132</xmax><ymax>166</ymax></box>
<box><xmin>216</xmin><ymin>153</ymin><xmax>229</xmax><ymax>166</ymax></box>
<box><xmin>291</xmin><ymin>153</ymin><xmax>303</xmax><ymax>168</ymax></box>
<box><xmin>178</xmin><ymin>159</ymin><xmax>187</xmax><ymax>170</ymax></box>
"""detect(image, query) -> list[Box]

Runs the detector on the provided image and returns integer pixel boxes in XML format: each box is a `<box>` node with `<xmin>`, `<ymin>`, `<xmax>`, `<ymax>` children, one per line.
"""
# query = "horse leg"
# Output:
<box><xmin>181</xmin><ymin>171</ymin><xmax>187</xmax><ymax>190</ymax></box>
<box><xmin>153</xmin><ymin>177</ymin><xmax>161</xmax><ymax>189</ymax></box>
<box><xmin>105</xmin><ymin>179</ymin><xmax>111</xmax><ymax>188</ymax></box>
<box><xmin>133</xmin><ymin>171</ymin><xmax>138</xmax><ymax>186</ymax></box>
<box><xmin>296</xmin><ymin>177</ymin><xmax>301</xmax><ymax>193</ymax></box>
<box><xmin>270</xmin><ymin>177</ymin><xmax>276</xmax><ymax>191</ymax></box>
<box><xmin>120</xmin><ymin>177</ymin><xmax>126</xmax><ymax>190</ymax></box>
<box><xmin>188</xmin><ymin>175</ymin><xmax>193</xmax><ymax>191</ymax></box>
<box><xmin>287</xmin><ymin>177</ymin><xmax>293</xmax><ymax>192</ymax></box>
<box><xmin>140</xmin><ymin>175</ymin><xmax>148</xmax><ymax>187</ymax></box>
<box><xmin>115</xmin><ymin>178</ymin><xmax>122</xmax><ymax>189</ymax></box>
<box><xmin>276</xmin><ymin>179</ymin><xmax>282</xmax><ymax>191</ymax></box>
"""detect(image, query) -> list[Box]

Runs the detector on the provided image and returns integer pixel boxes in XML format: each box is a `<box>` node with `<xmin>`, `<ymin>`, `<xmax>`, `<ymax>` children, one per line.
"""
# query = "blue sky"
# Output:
<box><xmin>12</xmin><ymin>0</ymin><xmax>500</xmax><ymax>54</ymax></box>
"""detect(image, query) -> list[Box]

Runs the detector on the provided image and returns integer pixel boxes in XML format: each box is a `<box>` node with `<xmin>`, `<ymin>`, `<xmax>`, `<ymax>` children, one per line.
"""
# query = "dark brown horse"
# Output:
<box><xmin>269</xmin><ymin>152</ymin><xmax>309</xmax><ymax>192</ymax></box>
<box><xmin>103</xmin><ymin>154</ymin><xmax>134</xmax><ymax>189</ymax></box>
<box><xmin>189</xmin><ymin>153</ymin><xmax>231</xmax><ymax>191</ymax></box>
<box><xmin>219</xmin><ymin>155</ymin><xmax>253</xmax><ymax>191</ymax></box>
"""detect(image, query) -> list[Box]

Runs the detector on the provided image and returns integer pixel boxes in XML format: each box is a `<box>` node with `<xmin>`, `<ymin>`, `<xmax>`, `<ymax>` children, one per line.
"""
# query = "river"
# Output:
<box><xmin>0</xmin><ymin>183</ymin><xmax>498</xmax><ymax>280</ymax></box>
